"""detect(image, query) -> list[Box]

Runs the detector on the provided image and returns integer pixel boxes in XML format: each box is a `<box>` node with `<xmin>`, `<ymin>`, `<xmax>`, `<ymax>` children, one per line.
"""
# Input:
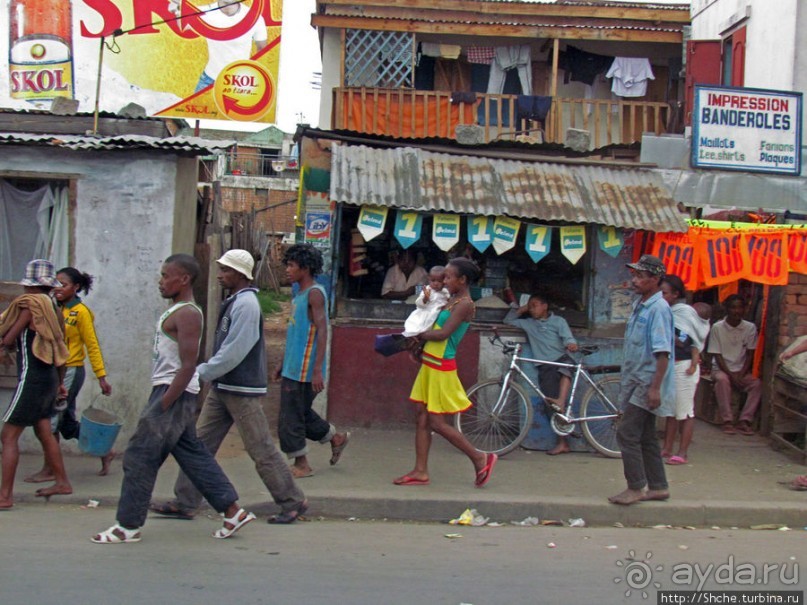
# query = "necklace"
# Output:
<box><xmin>446</xmin><ymin>295</ymin><xmax>473</xmax><ymax>311</ymax></box>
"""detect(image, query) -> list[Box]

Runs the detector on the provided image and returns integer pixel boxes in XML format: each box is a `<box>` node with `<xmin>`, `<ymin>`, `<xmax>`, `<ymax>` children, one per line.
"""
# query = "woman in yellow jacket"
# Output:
<box><xmin>25</xmin><ymin>267</ymin><xmax>114</xmax><ymax>482</ymax></box>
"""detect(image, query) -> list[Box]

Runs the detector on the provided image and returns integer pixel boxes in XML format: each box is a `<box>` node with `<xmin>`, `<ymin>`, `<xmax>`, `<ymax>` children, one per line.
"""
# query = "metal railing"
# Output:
<box><xmin>225</xmin><ymin>153</ymin><xmax>299</xmax><ymax>177</ymax></box>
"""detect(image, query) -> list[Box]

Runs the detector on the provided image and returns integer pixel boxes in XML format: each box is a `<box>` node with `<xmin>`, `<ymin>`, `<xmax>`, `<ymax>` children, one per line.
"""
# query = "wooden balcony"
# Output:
<box><xmin>333</xmin><ymin>87</ymin><xmax>675</xmax><ymax>149</ymax></box>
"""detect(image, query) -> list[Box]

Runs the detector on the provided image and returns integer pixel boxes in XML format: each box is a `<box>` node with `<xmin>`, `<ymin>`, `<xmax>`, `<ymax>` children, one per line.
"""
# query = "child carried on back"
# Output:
<box><xmin>402</xmin><ymin>266</ymin><xmax>450</xmax><ymax>337</ymax></box>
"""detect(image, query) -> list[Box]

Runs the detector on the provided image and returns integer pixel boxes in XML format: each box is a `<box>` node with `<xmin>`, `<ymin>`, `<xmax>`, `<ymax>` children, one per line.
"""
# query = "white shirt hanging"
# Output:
<box><xmin>606</xmin><ymin>57</ymin><xmax>655</xmax><ymax>97</ymax></box>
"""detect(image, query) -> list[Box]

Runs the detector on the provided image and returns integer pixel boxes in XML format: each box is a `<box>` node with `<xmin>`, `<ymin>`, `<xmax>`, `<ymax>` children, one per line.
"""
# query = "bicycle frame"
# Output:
<box><xmin>494</xmin><ymin>343</ymin><xmax>619</xmax><ymax>425</ymax></box>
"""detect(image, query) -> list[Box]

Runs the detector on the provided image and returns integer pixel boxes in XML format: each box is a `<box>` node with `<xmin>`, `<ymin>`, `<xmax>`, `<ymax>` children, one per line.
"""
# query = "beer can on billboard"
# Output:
<box><xmin>9</xmin><ymin>0</ymin><xmax>74</xmax><ymax>101</ymax></box>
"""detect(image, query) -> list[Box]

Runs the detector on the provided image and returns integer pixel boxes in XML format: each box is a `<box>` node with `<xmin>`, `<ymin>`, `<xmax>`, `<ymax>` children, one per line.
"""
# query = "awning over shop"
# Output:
<box><xmin>330</xmin><ymin>144</ymin><xmax>688</xmax><ymax>233</ymax></box>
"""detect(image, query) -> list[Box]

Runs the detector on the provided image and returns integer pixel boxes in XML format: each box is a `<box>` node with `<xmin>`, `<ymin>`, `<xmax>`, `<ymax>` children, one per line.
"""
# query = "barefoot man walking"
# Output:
<box><xmin>609</xmin><ymin>255</ymin><xmax>674</xmax><ymax>506</ymax></box>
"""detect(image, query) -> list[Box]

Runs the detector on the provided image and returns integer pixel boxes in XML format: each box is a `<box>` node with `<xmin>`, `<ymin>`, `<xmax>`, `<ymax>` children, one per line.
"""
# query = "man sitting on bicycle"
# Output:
<box><xmin>504</xmin><ymin>293</ymin><xmax>579</xmax><ymax>455</ymax></box>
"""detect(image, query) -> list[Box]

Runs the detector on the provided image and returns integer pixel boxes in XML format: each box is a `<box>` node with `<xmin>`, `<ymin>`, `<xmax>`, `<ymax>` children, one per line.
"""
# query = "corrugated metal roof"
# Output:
<box><xmin>0</xmin><ymin>133</ymin><xmax>234</xmax><ymax>154</ymax></box>
<box><xmin>330</xmin><ymin>144</ymin><xmax>688</xmax><ymax>232</ymax></box>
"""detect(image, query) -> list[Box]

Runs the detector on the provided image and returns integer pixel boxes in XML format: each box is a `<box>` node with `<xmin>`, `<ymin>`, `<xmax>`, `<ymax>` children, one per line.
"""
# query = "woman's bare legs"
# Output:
<box><xmin>32</xmin><ymin>417</ymin><xmax>72</xmax><ymax>497</ymax></box>
<box><xmin>677</xmin><ymin>417</ymin><xmax>695</xmax><ymax>460</ymax></box>
<box><xmin>662</xmin><ymin>417</ymin><xmax>678</xmax><ymax>458</ymax></box>
<box><xmin>394</xmin><ymin>404</ymin><xmax>432</xmax><ymax>483</ymax></box>
<box><xmin>429</xmin><ymin>413</ymin><xmax>486</xmax><ymax>473</ymax></box>
<box><xmin>0</xmin><ymin>423</ymin><xmax>25</xmax><ymax>508</ymax></box>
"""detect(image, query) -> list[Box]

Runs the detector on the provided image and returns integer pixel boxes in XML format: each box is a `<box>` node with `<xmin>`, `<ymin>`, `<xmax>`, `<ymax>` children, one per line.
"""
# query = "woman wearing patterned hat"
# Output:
<box><xmin>0</xmin><ymin>259</ymin><xmax>73</xmax><ymax>508</ymax></box>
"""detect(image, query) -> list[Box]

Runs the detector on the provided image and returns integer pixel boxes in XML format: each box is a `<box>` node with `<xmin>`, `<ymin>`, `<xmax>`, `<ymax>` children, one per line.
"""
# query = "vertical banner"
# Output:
<box><xmin>597</xmin><ymin>226</ymin><xmax>624</xmax><ymax>258</ymax></box>
<box><xmin>745</xmin><ymin>231</ymin><xmax>788</xmax><ymax>285</ymax></box>
<box><xmin>697</xmin><ymin>230</ymin><xmax>745</xmax><ymax>286</ymax></box>
<box><xmin>560</xmin><ymin>226</ymin><xmax>586</xmax><ymax>265</ymax></box>
<box><xmin>653</xmin><ymin>231</ymin><xmax>700</xmax><ymax>291</ymax></box>
<box><xmin>524</xmin><ymin>224</ymin><xmax>552</xmax><ymax>263</ymax></box>
<box><xmin>394</xmin><ymin>210</ymin><xmax>422</xmax><ymax>249</ymax></box>
<box><xmin>356</xmin><ymin>205</ymin><xmax>388</xmax><ymax>241</ymax></box>
<box><xmin>467</xmin><ymin>215</ymin><xmax>494</xmax><ymax>253</ymax></box>
<box><xmin>303</xmin><ymin>191</ymin><xmax>332</xmax><ymax>250</ymax></box>
<box><xmin>432</xmin><ymin>213</ymin><xmax>460</xmax><ymax>251</ymax></box>
<box><xmin>492</xmin><ymin>216</ymin><xmax>520</xmax><ymax>255</ymax></box>
<box><xmin>788</xmin><ymin>230</ymin><xmax>807</xmax><ymax>274</ymax></box>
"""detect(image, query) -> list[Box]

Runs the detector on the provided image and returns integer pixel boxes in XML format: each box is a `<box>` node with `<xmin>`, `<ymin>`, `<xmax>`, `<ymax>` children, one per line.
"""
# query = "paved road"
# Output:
<box><xmin>2</xmin><ymin>504</ymin><xmax>804</xmax><ymax>605</ymax></box>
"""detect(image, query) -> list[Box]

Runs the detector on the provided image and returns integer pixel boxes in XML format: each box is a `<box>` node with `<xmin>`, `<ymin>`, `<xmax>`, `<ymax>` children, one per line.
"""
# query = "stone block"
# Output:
<box><xmin>117</xmin><ymin>102</ymin><xmax>147</xmax><ymax>119</ymax></box>
<box><xmin>50</xmin><ymin>97</ymin><xmax>79</xmax><ymax>115</ymax></box>
<box><xmin>455</xmin><ymin>124</ymin><xmax>485</xmax><ymax>146</ymax></box>
<box><xmin>565</xmin><ymin>128</ymin><xmax>591</xmax><ymax>152</ymax></box>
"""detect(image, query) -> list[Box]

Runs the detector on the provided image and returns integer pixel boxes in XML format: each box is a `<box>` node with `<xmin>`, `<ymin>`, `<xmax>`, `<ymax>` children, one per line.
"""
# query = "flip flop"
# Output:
<box><xmin>330</xmin><ymin>432</ymin><xmax>351</xmax><ymax>466</ymax></box>
<box><xmin>392</xmin><ymin>475</ymin><xmax>430</xmax><ymax>486</ymax></box>
<box><xmin>149</xmin><ymin>500</ymin><xmax>196</xmax><ymax>520</ymax></box>
<box><xmin>267</xmin><ymin>500</ymin><xmax>309</xmax><ymax>524</ymax></box>
<box><xmin>475</xmin><ymin>453</ymin><xmax>498</xmax><ymax>488</ymax></box>
<box><xmin>291</xmin><ymin>466</ymin><xmax>315</xmax><ymax>479</ymax></box>
<box><xmin>665</xmin><ymin>455</ymin><xmax>688</xmax><ymax>465</ymax></box>
<box><xmin>212</xmin><ymin>508</ymin><xmax>256</xmax><ymax>539</ymax></box>
<box><xmin>91</xmin><ymin>523</ymin><xmax>142</xmax><ymax>544</ymax></box>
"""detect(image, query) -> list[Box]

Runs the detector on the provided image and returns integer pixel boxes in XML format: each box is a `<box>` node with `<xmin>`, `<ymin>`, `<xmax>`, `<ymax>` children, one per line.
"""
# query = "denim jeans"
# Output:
<box><xmin>51</xmin><ymin>365</ymin><xmax>85</xmax><ymax>438</ymax></box>
<box><xmin>174</xmin><ymin>388</ymin><xmax>305</xmax><ymax>513</ymax></box>
<box><xmin>278</xmin><ymin>377</ymin><xmax>334</xmax><ymax>458</ymax></box>
<box><xmin>616</xmin><ymin>401</ymin><xmax>668</xmax><ymax>491</ymax></box>
<box><xmin>116</xmin><ymin>386</ymin><xmax>238</xmax><ymax>529</ymax></box>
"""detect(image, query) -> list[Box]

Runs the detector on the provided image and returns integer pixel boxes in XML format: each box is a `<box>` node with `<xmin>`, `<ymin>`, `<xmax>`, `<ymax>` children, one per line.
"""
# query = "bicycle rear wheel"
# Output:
<box><xmin>455</xmin><ymin>379</ymin><xmax>533</xmax><ymax>456</ymax></box>
<box><xmin>580</xmin><ymin>375</ymin><xmax>622</xmax><ymax>458</ymax></box>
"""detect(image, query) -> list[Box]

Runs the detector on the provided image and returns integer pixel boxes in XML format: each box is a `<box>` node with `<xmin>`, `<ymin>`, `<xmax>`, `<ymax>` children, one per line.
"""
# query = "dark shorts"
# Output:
<box><xmin>537</xmin><ymin>354</ymin><xmax>574</xmax><ymax>400</ymax></box>
<box><xmin>2</xmin><ymin>331</ymin><xmax>58</xmax><ymax>427</ymax></box>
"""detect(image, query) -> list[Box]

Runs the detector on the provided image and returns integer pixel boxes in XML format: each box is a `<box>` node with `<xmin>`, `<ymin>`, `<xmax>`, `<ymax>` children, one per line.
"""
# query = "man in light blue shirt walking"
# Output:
<box><xmin>609</xmin><ymin>255</ymin><xmax>675</xmax><ymax>506</ymax></box>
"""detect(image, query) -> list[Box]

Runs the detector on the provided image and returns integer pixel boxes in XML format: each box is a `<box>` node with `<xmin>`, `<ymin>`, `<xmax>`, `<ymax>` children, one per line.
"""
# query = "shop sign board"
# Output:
<box><xmin>597</xmin><ymin>226</ymin><xmax>623</xmax><ymax>258</ymax></box>
<box><xmin>467</xmin><ymin>215</ymin><xmax>493</xmax><ymax>253</ymax></box>
<box><xmin>432</xmin><ymin>213</ymin><xmax>459</xmax><ymax>251</ymax></box>
<box><xmin>492</xmin><ymin>216</ymin><xmax>520</xmax><ymax>255</ymax></box>
<box><xmin>2</xmin><ymin>0</ymin><xmax>282</xmax><ymax>123</ymax></box>
<box><xmin>357</xmin><ymin>205</ymin><xmax>388</xmax><ymax>241</ymax></box>
<box><xmin>691</xmin><ymin>85</ymin><xmax>802</xmax><ymax>175</ymax></box>
<box><xmin>560</xmin><ymin>226</ymin><xmax>586</xmax><ymax>264</ymax></box>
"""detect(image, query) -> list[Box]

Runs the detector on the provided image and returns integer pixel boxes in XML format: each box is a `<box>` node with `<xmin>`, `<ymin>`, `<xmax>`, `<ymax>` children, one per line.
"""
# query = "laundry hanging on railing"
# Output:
<box><xmin>606</xmin><ymin>57</ymin><xmax>655</xmax><ymax>97</ymax></box>
<box><xmin>487</xmin><ymin>45</ymin><xmax>532</xmax><ymax>95</ymax></box>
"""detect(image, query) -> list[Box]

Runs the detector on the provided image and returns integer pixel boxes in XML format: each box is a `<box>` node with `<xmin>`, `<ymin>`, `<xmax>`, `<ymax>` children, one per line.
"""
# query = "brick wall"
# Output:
<box><xmin>220</xmin><ymin>186</ymin><xmax>297</xmax><ymax>233</ymax></box>
<box><xmin>777</xmin><ymin>272</ymin><xmax>807</xmax><ymax>350</ymax></box>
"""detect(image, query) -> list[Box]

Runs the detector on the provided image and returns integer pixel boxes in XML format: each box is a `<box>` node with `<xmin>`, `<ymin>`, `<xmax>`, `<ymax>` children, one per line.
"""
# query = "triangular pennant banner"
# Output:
<box><xmin>597</xmin><ymin>226</ymin><xmax>624</xmax><ymax>258</ymax></box>
<box><xmin>492</xmin><ymin>216</ymin><xmax>520</xmax><ymax>255</ymax></box>
<box><xmin>357</xmin><ymin>205</ymin><xmax>388</xmax><ymax>241</ymax></box>
<box><xmin>467</xmin><ymin>215</ymin><xmax>494</xmax><ymax>253</ymax></box>
<box><xmin>432</xmin><ymin>214</ymin><xmax>460</xmax><ymax>251</ymax></box>
<box><xmin>525</xmin><ymin>224</ymin><xmax>552</xmax><ymax>263</ymax></box>
<box><xmin>560</xmin><ymin>226</ymin><xmax>587</xmax><ymax>264</ymax></box>
<box><xmin>394</xmin><ymin>210</ymin><xmax>423</xmax><ymax>249</ymax></box>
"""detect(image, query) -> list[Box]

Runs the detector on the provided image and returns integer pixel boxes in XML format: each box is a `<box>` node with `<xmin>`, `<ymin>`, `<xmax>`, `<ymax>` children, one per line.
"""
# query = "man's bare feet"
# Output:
<box><xmin>608</xmin><ymin>488</ymin><xmax>645</xmax><ymax>505</ymax></box>
<box><xmin>545</xmin><ymin>397</ymin><xmax>566</xmax><ymax>413</ymax></box>
<box><xmin>640</xmin><ymin>489</ymin><xmax>670</xmax><ymax>501</ymax></box>
<box><xmin>0</xmin><ymin>497</ymin><xmax>13</xmax><ymax>510</ymax></box>
<box><xmin>291</xmin><ymin>465</ymin><xmax>314</xmax><ymax>478</ymax></box>
<box><xmin>23</xmin><ymin>470</ymin><xmax>55</xmax><ymax>483</ymax></box>
<box><xmin>98</xmin><ymin>451</ymin><xmax>116</xmax><ymax>476</ymax></box>
<box><xmin>34</xmin><ymin>484</ymin><xmax>73</xmax><ymax>499</ymax></box>
<box><xmin>546</xmin><ymin>441</ymin><xmax>571</xmax><ymax>456</ymax></box>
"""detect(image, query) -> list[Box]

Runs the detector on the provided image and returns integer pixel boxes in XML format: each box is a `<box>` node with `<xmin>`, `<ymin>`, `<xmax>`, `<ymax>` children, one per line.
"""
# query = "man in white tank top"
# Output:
<box><xmin>92</xmin><ymin>254</ymin><xmax>255</xmax><ymax>544</ymax></box>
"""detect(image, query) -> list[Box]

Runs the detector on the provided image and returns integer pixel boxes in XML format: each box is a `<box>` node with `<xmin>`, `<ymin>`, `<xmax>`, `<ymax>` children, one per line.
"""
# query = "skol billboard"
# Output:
<box><xmin>1</xmin><ymin>0</ymin><xmax>282</xmax><ymax>122</ymax></box>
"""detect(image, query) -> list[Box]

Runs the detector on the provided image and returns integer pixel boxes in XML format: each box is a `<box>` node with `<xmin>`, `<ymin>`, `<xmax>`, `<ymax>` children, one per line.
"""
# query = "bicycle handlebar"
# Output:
<box><xmin>489</xmin><ymin>328</ymin><xmax>600</xmax><ymax>358</ymax></box>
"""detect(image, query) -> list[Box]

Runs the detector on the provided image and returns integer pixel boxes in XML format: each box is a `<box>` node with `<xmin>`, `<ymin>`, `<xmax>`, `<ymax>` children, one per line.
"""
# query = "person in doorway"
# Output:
<box><xmin>92</xmin><ymin>254</ymin><xmax>254</xmax><ymax>543</ymax></box>
<box><xmin>660</xmin><ymin>275</ymin><xmax>710</xmax><ymax>465</ymax></box>
<box><xmin>151</xmin><ymin>249</ymin><xmax>308</xmax><ymax>524</ymax></box>
<box><xmin>275</xmin><ymin>244</ymin><xmax>350</xmax><ymax>479</ymax></box>
<box><xmin>393</xmin><ymin>258</ymin><xmax>497</xmax><ymax>488</ymax></box>
<box><xmin>707</xmin><ymin>294</ymin><xmax>762</xmax><ymax>436</ymax></box>
<box><xmin>25</xmin><ymin>267</ymin><xmax>114</xmax><ymax>484</ymax></box>
<box><xmin>381</xmin><ymin>248</ymin><xmax>428</xmax><ymax>300</ymax></box>
<box><xmin>609</xmin><ymin>255</ymin><xmax>674</xmax><ymax>506</ymax></box>
<box><xmin>0</xmin><ymin>259</ymin><xmax>72</xmax><ymax>508</ymax></box>
<box><xmin>503</xmin><ymin>293</ymin><xmax>579</xmax><ymax>456</ymax></box>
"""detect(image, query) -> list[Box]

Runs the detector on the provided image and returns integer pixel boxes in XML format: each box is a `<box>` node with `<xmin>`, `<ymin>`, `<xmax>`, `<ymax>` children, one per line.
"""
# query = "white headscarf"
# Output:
<box><xmin>671</xmin><ymin>302</ymin><xmax>710</xmax><ymax>352</ymax></box>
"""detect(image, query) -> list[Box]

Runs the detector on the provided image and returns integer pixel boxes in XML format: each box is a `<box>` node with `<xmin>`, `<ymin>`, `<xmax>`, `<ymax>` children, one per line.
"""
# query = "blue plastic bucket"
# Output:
<box><xmin>78</xmin><ymin>408</ymin><xmax>122</xmax><ymax>456</ymax></box>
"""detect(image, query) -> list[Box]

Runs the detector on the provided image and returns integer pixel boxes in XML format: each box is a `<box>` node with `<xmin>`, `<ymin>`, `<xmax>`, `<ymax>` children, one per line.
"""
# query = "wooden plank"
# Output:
<box><xmin>311</xmin><ymin>16</ymin><xmax>684</xmax><ymax>43</ymax></box>
<box><xmin>606</xmin><ymin>101</ymin><xmax>613</xmax><ymax>146</ymax></box>
<box><xmin>593</xmin><ymin>101</ymin><xmax>600</xmax><ymax>150</ymax></box>
<box><xmin>339</xmin><ymin>28</ymin><xmax>346</xmax><ymax>87</ymax></box>
<box><xmin>372</xmin><ymin>88</ymin><xmax>379</xmax><ymax>133</ymax></box>
<box><xmin>319</xmin><ymin>0</ymin><xmax>691</xmax><ymax>24</ymax></box>
<box><xmin>398</xmin><ymin>88</ymin><xmax>404</xmax><ymax>138</ymax></box>
<box><xmin>436</xmin><ymin>92</ymin><xmax>442</xmax><ymax>137</ymax></box>
<box><xmin>360</xmin><ymin>87</ymin><xmax>367</xmax><ymax>132</ymax></box>
<box><xmin>550</xmin><ymin>39</ymin><xmax>559</xmax><ymax>98</ymax></box>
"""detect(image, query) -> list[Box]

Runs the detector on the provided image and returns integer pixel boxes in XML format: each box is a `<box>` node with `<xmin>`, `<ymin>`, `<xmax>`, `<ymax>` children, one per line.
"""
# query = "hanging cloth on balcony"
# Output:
<box><xmin>487</xmin><ymin>46</ymin><xmax>532</xmax><ymax>95</ymax></box>
<box><xmin>420</xmin><ymin>43</ymin><xmax>461</xmax><ymax>60</ymax></box>
<box><xmin>606</xmin><ymin>57</ymin><xmax>655</xmax><ymax>98</ymax></box>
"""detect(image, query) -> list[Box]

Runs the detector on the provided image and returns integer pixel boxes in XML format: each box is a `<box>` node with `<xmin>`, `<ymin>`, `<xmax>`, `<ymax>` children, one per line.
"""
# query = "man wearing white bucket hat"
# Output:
<box><xmin>152</xmin><ymin>249</ymin><xmax>308</xmax><ymax>524</ymax></box>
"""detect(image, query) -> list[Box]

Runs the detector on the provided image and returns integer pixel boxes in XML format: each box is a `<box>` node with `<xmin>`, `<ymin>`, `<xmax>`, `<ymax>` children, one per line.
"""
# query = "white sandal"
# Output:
<box><xmin>212</xmin><ymin>508</ymin><xmax>256</xmax><ymax>539</ymax></box>
<box><xmin>91</xmin><ymin>523</ymin><xmax>142</xmax><ymax>544</ymax></box>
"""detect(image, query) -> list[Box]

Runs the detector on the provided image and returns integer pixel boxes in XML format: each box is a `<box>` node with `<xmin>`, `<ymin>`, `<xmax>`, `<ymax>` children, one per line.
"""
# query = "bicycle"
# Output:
<box><xmin>455</xmin><ymin>332</ymin><xmax>623</xmax><ymax>458</ymax></box>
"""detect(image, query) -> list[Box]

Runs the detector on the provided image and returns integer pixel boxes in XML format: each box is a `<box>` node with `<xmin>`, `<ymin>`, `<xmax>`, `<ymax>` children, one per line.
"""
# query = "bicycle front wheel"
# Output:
<box><xmin>580</xmin><ymin>374</ymin><xmax>622</xmax><ymax>458</ymax></box>
<box><xmin>455</xmin><ymin>379</ymin><xmax>533</xmax><ymax>456</ymax></box>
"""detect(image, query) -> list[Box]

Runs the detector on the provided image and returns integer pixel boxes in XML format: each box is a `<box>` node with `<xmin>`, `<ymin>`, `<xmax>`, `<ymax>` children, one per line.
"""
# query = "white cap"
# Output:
<box><xmin>216</xmin><ymin>249</ymin><xmax>254</xmax><ymax>280</ymax></box>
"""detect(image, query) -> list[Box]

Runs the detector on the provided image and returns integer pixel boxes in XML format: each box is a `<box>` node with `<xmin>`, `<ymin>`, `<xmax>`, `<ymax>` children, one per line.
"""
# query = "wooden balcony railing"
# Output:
<box><xmin>333</xmin><ymin>87</ymin><xmax>674</xmax><ymax>149</ymax></box>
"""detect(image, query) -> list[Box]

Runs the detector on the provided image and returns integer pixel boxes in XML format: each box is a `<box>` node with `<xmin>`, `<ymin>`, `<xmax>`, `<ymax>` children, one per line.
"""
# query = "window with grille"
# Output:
<box><xmin>345</xmin><ymin>29</ymin><xmax>414</xmax><ymax>88</ymax></box>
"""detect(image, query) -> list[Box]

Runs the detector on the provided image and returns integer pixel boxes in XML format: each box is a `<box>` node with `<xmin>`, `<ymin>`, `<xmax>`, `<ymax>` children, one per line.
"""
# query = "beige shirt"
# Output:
<box><xmin>381</xmin><ymin>265</ymin><xmax>428</xmax><ymax>297</ymax></box>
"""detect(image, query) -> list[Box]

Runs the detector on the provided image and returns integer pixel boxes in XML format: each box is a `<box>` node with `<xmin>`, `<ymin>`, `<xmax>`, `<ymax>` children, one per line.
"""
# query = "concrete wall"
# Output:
<box><xmin>319</xmin><ymin>28</ymin><xmax>343</xmax><ymax>129</ymax></box>
<box><xmin>0</xmin><ymin>146</ymin><xmax>196</xmax><ymax>452</ymax></box>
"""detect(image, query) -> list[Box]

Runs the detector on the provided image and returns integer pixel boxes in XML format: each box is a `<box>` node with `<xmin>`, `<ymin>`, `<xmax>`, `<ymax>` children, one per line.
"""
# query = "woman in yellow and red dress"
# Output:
<box><xmin>393</xmin><ymin>258</ymin><xmax>497</xmax><ymax>488</ymax></box>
